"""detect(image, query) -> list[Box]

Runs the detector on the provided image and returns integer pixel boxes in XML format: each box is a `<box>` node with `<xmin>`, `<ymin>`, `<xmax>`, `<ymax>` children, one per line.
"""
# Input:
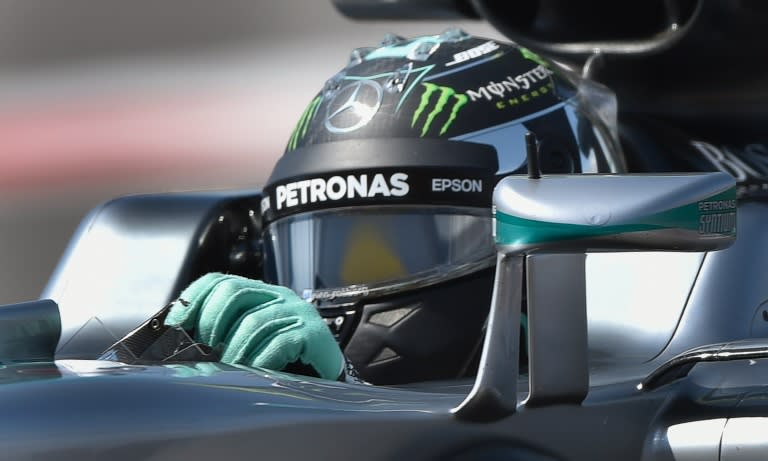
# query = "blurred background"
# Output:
<box><xmin>0</xmin><ymin>0</ymin><xmax>501</xmax><ymax>305</ymax></box>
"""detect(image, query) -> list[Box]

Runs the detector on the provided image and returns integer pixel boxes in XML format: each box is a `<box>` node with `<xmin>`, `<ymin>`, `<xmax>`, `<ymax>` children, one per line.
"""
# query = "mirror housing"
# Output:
<box><xmin>495</xmin><ymin>173</ymin><xmax>737</xmax><ymax>253</ymax></box>
<box><xmin>454</xmin><ymin>172</ymin><xmax>736</xmax><ymax>421</ymax></box>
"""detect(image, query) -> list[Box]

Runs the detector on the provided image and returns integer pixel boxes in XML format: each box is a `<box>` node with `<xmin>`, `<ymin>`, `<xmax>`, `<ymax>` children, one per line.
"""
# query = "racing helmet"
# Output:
<box><xmin>260</xmin><ymin>29</ymin><xmax>627</xmax><ymax>384</ymax></box>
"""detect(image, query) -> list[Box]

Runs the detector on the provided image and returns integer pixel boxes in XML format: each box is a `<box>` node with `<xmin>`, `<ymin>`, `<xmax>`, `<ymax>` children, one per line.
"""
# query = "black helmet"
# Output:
<box><xmin>260</xmin><ymin>29</ymin><xmax>627</xmax><ymax>384</ymax></box>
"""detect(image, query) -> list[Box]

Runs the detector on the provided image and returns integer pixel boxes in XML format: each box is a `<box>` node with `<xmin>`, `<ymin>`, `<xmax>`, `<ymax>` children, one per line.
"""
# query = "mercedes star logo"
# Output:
<box><xmin>324</xmin><ymin>80</ymin><xmax>383</xmax><ymax>134</ymax></box>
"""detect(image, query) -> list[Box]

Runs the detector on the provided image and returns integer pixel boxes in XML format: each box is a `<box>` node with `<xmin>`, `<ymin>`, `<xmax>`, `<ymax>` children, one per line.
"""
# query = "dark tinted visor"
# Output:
<box><xmin>263</xmin><ymin>206</ymin><xmax>494</xmax><ymax>302</ymax></box>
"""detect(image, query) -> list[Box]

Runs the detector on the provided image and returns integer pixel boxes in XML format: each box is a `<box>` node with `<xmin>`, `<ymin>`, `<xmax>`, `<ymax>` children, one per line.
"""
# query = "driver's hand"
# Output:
<box><xmin>164</xmin><ymin>272</ymin><xmax>344</xmax><ymax>380</ymax></box>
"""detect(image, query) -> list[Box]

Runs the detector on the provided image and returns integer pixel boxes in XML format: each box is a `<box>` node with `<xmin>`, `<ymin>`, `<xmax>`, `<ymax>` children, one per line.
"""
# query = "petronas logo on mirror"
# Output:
<box><xmin>411</xmin><ymin>83</ymin><xmax>468</xmax><ymax>137</ymax></box>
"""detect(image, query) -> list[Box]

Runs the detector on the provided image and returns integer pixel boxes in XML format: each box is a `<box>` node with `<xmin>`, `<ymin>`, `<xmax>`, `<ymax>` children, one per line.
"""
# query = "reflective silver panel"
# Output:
<box><xmin>45</xmin><ymin>207</ymin><xmax>191</xmax><ymax>355</ymax></box>
<box><xmin>586</xmin><ymin>252</ymin><xmax>704</xmax><ymax>365</ymax></box>
<box><xmin>656</xmin><ymin>201</ymin><xmax>768</xmax><ymax>361</ymax></box>
<box><xmin>666</xmin><ymin>418</ymin><xmax>725</xmax><ymax>461</ymax></box>
<box><xmin>722</xmin><ymin>417</ymin><xmax>768</xmax><ymax>461</ymax></box>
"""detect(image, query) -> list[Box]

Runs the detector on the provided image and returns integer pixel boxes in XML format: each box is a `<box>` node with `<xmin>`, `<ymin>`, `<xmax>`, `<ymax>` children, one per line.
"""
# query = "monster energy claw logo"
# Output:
<box><xmin>411</xmin><ymin>82</ymin><xmax>467</xmax><ymax>137</ymax></box>
<box><xmin>519</xmin><ymin>47</ymin><xmax>548</xmax><ymax>67</ymax></box>
<box><xmin>288</xmin><ymin>95</ymin><xmax>322</xmax><ymax>151</ymax></box>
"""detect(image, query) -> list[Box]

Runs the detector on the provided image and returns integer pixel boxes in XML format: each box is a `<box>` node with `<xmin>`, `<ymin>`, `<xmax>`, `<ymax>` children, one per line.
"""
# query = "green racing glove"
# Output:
<box><xmin>164</xmin><ymin>272</ymin><xmax>345</xmax><ymax>381</ymax></box>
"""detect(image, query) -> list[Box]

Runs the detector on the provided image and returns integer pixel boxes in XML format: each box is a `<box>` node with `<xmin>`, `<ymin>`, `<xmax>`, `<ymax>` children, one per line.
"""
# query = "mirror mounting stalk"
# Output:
<box><xmin>454</xmin><ymin>171</ymin><xmax>736</xmax><ymax>422</ymax></box>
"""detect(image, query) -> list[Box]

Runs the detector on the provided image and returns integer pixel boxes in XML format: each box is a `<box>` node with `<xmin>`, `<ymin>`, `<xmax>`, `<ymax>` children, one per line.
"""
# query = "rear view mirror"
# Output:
<box><xmin>494</xmin><ymin>173</ymin><xmax>736</xmax><ymax>253</ymax></box>
<box><xmin>454</xmin><ymin>171</ymin><xmax>736</xmax><ymax>421</ymax></box>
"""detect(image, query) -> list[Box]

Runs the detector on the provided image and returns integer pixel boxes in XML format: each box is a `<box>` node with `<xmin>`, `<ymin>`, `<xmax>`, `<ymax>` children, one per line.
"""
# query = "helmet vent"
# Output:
<box><xmin>409</xmin><ymin>40</ymin><xmax>440</xmax><ymax>61</ymax></box>
<box><xmin>371</xmin><ymin>347</ymin><xmax>399</xmax><ymax>364</ymax></box>
<box><xmin>369</xmin><ymin>305</ymin><xmax>418</xmax><ymax>327</ymax></box>
<box><xmin>380</xmin><ymin>33</ymin><xmax>406</xmax><ymax>47</ymax></box>
<box><xmin>439</xmin><ymin>27</ymin><xmax>470</xmax><ymax>42</ymax></box>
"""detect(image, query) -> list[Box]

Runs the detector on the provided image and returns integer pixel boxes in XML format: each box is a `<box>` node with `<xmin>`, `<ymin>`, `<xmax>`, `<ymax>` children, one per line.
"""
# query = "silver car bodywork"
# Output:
<box><xmin>0</xmin><ymin>168</ymin><xmax>760</xmax><ymax>459</ymax></box>
<box><xmin>42</xmin><ymin>187</ymin><xmax>768</xmax><ymax>378</ymax></box>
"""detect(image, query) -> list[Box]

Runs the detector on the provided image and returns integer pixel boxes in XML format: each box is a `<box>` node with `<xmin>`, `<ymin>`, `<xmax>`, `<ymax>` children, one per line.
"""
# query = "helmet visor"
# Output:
<box><xmin>263</xmin><ymin>206</ymin><xmax>495</xmax><ymax>302</ymax></box>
